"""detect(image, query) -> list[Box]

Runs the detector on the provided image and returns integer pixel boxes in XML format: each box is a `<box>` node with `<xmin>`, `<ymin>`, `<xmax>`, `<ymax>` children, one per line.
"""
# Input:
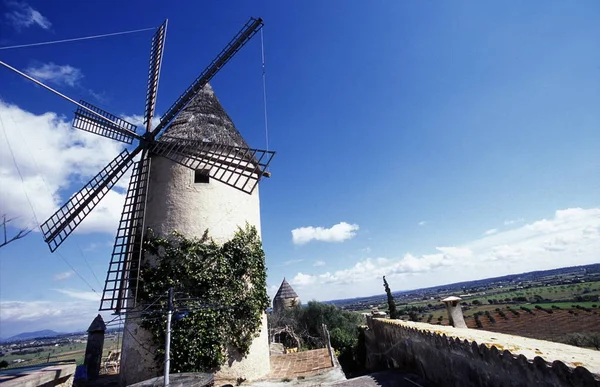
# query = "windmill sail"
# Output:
<box><xmin>100</xmin><ymin>156</ymin><xmax>150</xmax><ymax>313</ymax></box>
<box><xmin>144</xmin><ymin>20</ymin><xmax>167</xmax><ymax>130</ymax></box>
<box><xmin>40</xmin><ymin>149</ymin><xmax>137</xmax><ymax>251</ymax></box>
<box><xmin>152</xmin><ymin>137</ymin><xmax>273</xmax><ymax>193</ymax></box>
<box><xmin>151</xmin><ymin>18</ymin><xmax>263</xmax><ymax>137</ymax></box>
<box><xmin>73</xmin><ymin>100</ymin><xmax>137</xmax><ymax>144</ymax></box>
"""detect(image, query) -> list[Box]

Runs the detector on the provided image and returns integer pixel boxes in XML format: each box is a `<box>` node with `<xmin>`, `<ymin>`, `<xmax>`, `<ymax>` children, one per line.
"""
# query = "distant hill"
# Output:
<box><xmin>326</xmin><ymin>263</ymin><xmax>600</xmax><ymax>306</ymax></box>
<box><xmin>4</xmin><ymin>329</ymin><xmax>61</xmax><ymax>342</ymax></box>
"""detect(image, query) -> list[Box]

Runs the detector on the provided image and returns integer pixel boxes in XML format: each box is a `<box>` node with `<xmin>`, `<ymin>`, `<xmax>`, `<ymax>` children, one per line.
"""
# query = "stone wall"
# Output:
<box><xmin>364</xmin><ymin>317</ymin><xmax>600</xmax><ymax>387</ymax></box>
<box><xmin>0</xmin><ymin>362</ymin><xmax>76</xmax><ymax>387</ymax></box>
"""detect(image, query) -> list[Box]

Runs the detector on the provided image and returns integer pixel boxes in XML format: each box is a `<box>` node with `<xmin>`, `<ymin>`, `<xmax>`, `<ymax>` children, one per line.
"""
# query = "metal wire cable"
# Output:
<box><xmin>260</xmin><ymin>28</ymin><xmax>270</xmax><ymax>154</ymax></box>
<box><xmin>0</xmin><ymin>27</ymin><xmax>155</xmax><ymax>50</ymax></box>
<box><xmin>77</xmin><ymin>244</ymin><xmax>103</xmax><ymax>289</ymax></box>
<box><xmin>0</xmin><ymin>111</ymin><xmax>38</xmax><ymax>230</ymax></box>
<box><xmin>0</xmin><ymin>108</ymin><xmax>100</xmax><ymax>295</ymax></box>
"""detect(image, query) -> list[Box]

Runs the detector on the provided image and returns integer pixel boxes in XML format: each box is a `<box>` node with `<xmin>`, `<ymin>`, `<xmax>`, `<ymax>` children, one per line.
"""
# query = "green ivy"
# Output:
<box><xmin>136</xmin><ymin>224</ymin><xmax>269</xmax><ymax>373</ymax></box>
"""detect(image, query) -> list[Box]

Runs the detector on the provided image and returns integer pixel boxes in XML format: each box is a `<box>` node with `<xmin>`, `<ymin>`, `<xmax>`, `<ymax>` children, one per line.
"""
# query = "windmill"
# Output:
<box><xmin>0</xmin><ymin>18</ymin><xmax>274</xmax><ymax>317</ymax></box>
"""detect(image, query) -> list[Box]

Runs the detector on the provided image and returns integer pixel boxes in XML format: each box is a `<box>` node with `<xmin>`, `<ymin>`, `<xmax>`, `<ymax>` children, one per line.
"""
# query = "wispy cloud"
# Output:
<box><xmin>53</xmin><ymin>271</ymin><xmax>74</xmax><ymax>281</ymax></box>
<box><xmin>53</xmin><ymin>289</ymin><xmax>101</xmax><ymax>302</ymax></box>
<box><xmin>291</xmin><ymin>221</ymin><xmax>359</xmax><ymax>245</ymax></box>
<box><xmin>418</xmin><ymin>221</ymin><xmax>427</xmax><ymax>226</ymax></box>
<box><xmin>484</xmin><ymin>228</ymin><xmax>498</xmax><ymax>236</ymax></box>
<box><xmin>4</xmin><ymin>2</ymin><xmax>51</xmax><ymax>31</ymax></box>
<box><xmin>504</xmin><ymin>218</ymin><xmax>524</xmax><ymax>226</ymax></box>
<box><xmin>0</xmin><ymin>300</ymin><xmax>112</xmax><ymax>338</ymax></box>
<box><xmin>284</xmin><ymin>259</ymin><xmax>304</xmax><ymax>266</ymax></box>
<box><xmin>25</xmin><ymin>63</ymin><xmax>83</xmax><ymax>87</ymax></box>
<box><xmin>313</xmin><ymin>260</ymin><xmax>325</xmax><ymax>267</ymax></box>
<box><xmin>83</xmin><ymin>241</ymin><xmax>112</xmax><ymax>252</ymax></box>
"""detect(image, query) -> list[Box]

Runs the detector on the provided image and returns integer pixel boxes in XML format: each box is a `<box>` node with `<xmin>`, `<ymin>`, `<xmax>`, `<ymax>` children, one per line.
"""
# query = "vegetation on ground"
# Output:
<box><xmin>268</xmin><ymin>301</ymin><xmax>365</xmax><ymax>377</ymax></box>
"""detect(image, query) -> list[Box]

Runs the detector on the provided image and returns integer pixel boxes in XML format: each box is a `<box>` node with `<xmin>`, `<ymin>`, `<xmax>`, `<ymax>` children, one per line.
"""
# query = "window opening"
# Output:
<box><xmin>194</xmin><ymin>169</ymin><xmax>210</xmax><ymax>184</ymax></box>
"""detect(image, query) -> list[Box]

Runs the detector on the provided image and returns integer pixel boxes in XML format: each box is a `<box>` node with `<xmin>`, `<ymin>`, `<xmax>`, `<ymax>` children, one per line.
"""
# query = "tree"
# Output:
<box><xmin>382</xmin><ymin>276</ymin><xmax>399</xmax><ymax>319</ymax></box>
<box><xmin>0</xmin><ymin>215</ymin><xmax>31</xmax><ymax>249</ymax></box>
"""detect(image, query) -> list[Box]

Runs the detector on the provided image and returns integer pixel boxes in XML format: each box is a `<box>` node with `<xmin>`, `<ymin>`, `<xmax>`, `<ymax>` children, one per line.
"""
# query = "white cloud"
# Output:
<box><xmin>53</xmin><ymin>289</ymin><xmax>101</xmax><ymax>301</ymax></box>
<box><xmin>0</xmin><ymin>300</ymin><xmax>111</xmax><ymax>338</ymax></box>
<box><xmin>25</xmin><ymin>63</ymin><xmax>83</xmax><ymax>87</ymax></box>
<box><xmin>484</xmin><ymin>228</ymin><xmax>498</xmax><ymax>236</ymax></box>
<box><xmin>53</xmin><ymin>271</ymin><xmax>74</xmax><ymax>281</ymax></box>
<box><xmin>291</xmin><ymin>221</ymin><xmax>359</xmax><ymax>245</ymax></box>
<box><xmin>290</xmin><ymin>272</ymin><xmax>317</xmax><ymax>286</ymax></box>
<box><xmin>313</xmin><ymin>260</ymin><xmax>325</xmax><ymax>267</ymax></box>
<box><xmin>361</xmin><ymin>247</ymin><xmax>371</xmax><ymax>253</ymax></box>
<box><xmin>5</xmin><ymin>2</ymin><xmax>51</xmax><ymax>31</ymax></box>
<box><xmin>418</xmin><ymin>221</ymin><xmax>427</xmax><ymax>226</ymax></box>
<box><xmin>290</xmin><ymin>207</ymin><xmax>600</xmax><ymax>301</ymax></box>
<box><xmin>504</xmin><ymin>218</ymin><xmax>524</xmax><ymax>226</ymax></box>
<box><xmin>0</xmin><ymin>100</ymin><xmax>128</xmax><ymax>235</ymax></box>
<box><xmin>121</xmin><ymin>114</ymin><xmax>161</xmax><ymax>131</ymax></box>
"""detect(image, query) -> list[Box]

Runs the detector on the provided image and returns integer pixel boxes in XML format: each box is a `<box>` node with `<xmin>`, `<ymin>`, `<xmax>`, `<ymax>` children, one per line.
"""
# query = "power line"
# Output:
<box><xmin>0</xmin><ymin>27</ymin><xmax>155</xmax><ymax>51</ymax></box>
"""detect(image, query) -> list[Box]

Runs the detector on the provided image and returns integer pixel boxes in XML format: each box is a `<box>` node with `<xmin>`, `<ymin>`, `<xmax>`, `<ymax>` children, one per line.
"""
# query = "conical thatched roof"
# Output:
<box><xmin>274</xmin><ymin>278</ymin><xmax>298</xmax><ymax>300</ymax></box>
<box><xmin>162</xmin><ymin>83</ymin><xmax>250</xmax><ymax>148</ymax></box>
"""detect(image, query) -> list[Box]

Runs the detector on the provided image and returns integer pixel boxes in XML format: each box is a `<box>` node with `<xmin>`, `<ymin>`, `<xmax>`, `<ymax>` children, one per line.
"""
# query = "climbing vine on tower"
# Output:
<box><xmin>135</xmin><ymin>224</ymin><xmax>270</xmax><ymax>373</ymax></box>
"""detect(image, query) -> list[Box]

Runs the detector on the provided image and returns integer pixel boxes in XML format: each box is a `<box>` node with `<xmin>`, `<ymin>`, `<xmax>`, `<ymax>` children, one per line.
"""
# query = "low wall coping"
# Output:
<box><xmin>373</xmin><ymin>318</ymin><xmax>600</xmax><ymax>376</ymax></box>
<box><xmin>0</xmin><ymin>361</ymin><xmax>76</xmax><ymax>387</ymax></box>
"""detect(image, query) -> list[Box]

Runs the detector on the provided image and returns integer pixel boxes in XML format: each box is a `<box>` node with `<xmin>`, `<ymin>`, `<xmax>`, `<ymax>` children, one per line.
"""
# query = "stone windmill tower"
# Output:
<box><xmin>121</xmin><ymin>84</ymin><xmax>272</xmax><ymax>385</ymax></box>
<box><xmin>0</xmin><ymin>17</ymin><xmax>274</xmax><ymax>385</ymax></box>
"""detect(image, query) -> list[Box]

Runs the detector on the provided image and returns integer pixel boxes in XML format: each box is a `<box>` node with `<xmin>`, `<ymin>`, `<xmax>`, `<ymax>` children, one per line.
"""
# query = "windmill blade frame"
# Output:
<box><xmin>41</xmin><ymin>148</ymin><xmax>139</xmax><ymax>251</ymax></box>
<box><xmin>100</xmin><ymin>155</ymin><xmax>151</xmax><ymax>313</ymax></box>
<box><xmin>144</xmin><ymin>20</ymin><xmax>167</xmax><ymax>131</ymax></box>
<box><xmin>151</xmin><ymin>17</ymin><xmax>263</xmax><ymax>137</ymax></box>
<box><xmin>151</xmin><ymin>137</ymin><xmax>274</xmax><ymax>194</ymax></box>
<box><xmin>73</xmin><ymin>100</ymin><xmax>138</xmax><ymax>144</ymax></box>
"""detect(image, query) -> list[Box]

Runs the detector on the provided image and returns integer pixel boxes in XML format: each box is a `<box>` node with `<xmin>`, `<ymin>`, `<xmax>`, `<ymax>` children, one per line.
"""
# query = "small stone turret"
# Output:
<box><xmin>273</xmin><ymin>278</ymin><xmax>300</xmax><ymax>312</ymax></box>
<box><xmin>84</xmin><ymin>314</ymin><xmax>106</xmax><ymax>379</ymax></box>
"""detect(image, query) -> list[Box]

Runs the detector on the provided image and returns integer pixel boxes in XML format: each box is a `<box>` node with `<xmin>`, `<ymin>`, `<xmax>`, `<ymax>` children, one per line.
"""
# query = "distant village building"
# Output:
<box><xmin>273</xmin><ymin>278</ymin><xmax>300</xmax><ymax>312</ymax></box>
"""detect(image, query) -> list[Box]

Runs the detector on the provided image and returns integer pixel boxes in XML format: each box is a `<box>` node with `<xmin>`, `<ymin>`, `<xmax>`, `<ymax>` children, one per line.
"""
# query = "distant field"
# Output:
<box><xmin>409</xmin><ymin>305</ymin><xmax>600</xmax><ymax>344</ymax></box>
<box><xmin>361</xmin><ymin>277</ymin><xmax>600</xmax><ymax>345</ymax></box>
<box><xmin>460</xmin><ymin>307</ymin><xmax>600</xmax><ymax>343</ymax></box>
<box><xmin>2</xmin><ymin>336</ymin><xmax>120</xmax><ymax>369</ymax></box>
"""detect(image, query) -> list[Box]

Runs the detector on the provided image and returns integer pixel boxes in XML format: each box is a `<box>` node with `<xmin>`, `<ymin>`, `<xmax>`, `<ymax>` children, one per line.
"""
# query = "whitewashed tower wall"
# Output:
<box><xmin>120</xmin><ymin>84</ymin><xmax>271</xmax><ymax>385</ymax></box>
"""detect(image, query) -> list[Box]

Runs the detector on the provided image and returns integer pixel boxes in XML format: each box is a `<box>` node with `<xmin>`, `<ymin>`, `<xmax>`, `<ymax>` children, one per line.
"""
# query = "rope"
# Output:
<box><xmin>260</xmin><ymin>28</ymin><xmax>270</xmax><ymax>153</ymax></box>
<box><xmin>0</xmin><ymin>27</ymin><xmax>155</xmax><ymax>51</ymax></box>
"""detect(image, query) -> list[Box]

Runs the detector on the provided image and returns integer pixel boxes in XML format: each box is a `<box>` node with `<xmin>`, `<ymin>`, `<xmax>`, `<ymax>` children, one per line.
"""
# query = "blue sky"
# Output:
<box><xmin>0</xmin><ymin>1</ymin><xmax>599</xmax><ymax>337</ymax></box>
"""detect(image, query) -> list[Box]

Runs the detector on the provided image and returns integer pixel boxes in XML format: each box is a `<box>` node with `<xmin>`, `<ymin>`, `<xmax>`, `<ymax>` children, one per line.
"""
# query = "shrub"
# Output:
<box><xmin>564</xmin><ymin>333</ymin><xmax>600</xmax><ymax>350</ymax></box>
